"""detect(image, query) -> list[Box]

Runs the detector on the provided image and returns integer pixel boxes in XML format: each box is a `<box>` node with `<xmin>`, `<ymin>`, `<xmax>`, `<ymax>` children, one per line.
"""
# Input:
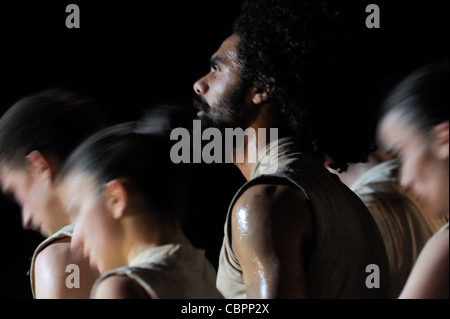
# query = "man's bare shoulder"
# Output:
<box><xmin>232</xmin><ymin>183</ymin><xmax>310</xmax><ymax>219</ymax></box>
<box><xmin>231</xmin><ymin>183</ymin><xmax>313</xmax><ymax>242</ymax></box>
<box><xmin>229</xmin><ymin>183</ymin><xmax>313</xmax><ymax>298</ymax></box>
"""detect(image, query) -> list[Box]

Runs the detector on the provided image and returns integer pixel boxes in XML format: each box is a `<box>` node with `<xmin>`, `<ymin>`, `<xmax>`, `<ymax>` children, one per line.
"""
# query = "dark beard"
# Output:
<box><xmin>192</xmin><ymin>78</ymin><xmax>259</xmax><ymax>157</ymax></box>
<box><xmin>193</xmin><ymin>78</ymin><xmax>281</xmax><ymax>165</ymax></box>
<box><xmin>193</xmin><ymin>78</ymin><xmax>254</xmax><ymax>133</ymax></box>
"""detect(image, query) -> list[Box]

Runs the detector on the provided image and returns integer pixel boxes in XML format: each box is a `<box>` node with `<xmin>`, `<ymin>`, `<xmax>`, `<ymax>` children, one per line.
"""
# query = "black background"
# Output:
<box><xmin>0</xmin><ymin>0</ymin><xmax>448</xmax><ymax>301</ymax></box>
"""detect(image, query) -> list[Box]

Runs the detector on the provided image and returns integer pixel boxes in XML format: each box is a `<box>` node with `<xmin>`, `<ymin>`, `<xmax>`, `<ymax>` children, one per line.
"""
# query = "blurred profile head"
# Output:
<box><xmin>57</xmin><ymin>105</ymin><xmax>190</xmax><ymax>272</ymax></box>
<box><xmin>377</xmin><ymin>59</ymin><xmax>449</xmax><ymax>217</ymax></box>
<box><xmin>0</xmin><ymin>88</ymin><xmax>109</xmax><ymax>236</ymax></box>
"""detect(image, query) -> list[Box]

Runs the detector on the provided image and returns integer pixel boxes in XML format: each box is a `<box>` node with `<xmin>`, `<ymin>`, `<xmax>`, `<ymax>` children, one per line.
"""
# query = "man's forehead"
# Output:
<box><xmin>221</xmin><ymin>34</ymin><xmax>240</xmax><ymax>50</ymax></box>
<box><xmin>212</xmin><ymin>34</ymin><xmax>242</xmax><ymax>68</ymax></box>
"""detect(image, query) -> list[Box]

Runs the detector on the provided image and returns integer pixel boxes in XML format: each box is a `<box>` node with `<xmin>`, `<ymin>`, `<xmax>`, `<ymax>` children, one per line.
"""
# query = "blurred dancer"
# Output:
<box><xmin>328</xmin><ymin>148</ymin><xmax>448</xmax><ymax>298</ymax></box>
<box><xmin>57</xmin><ymin>117</ymin><xmax>223</xmax><ymax>299</ymax></box>
<box><xmin>0</xmin><ymin>89</ymin><xmax>107</xmax><ymax>298</ymax></box>
<box><xmin>377</xmin><ymin>59</ymin><xmax>449</xmax><ymax>298</ymax></box>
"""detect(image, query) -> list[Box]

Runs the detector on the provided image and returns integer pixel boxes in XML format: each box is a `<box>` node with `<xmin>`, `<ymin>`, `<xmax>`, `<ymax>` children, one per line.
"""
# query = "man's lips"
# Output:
<box><xmin>193</xmin><ymin>97</ymin><xmax>210</xmax><ymax>113</ymax></box>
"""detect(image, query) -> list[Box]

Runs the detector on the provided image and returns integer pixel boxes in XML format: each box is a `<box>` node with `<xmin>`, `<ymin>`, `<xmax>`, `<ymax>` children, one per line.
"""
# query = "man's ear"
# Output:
<box><xmin>25</xmin><ymin>150</ymin><xmax>53</xmax><ymax>181</ymax></box>
<box><xmin>251</xmin><ymin>77</ymin><xmax>275</xmax><ymax>105</ymax></box>
<box><xmin>103</xmin><ymin>180</ymin><xmax>128</xmax><ymax>220</ymax></box>
<box><xmin>431</xmin><ymin>121</ymin><xmax>449</xmax><ymax>160</ymax></box>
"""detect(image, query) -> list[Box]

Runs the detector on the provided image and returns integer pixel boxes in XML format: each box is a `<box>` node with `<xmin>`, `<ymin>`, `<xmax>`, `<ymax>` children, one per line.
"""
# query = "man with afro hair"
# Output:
<box><xmin>193</xmin><ymin>0</ymin><xmax>389</xmax><ymax>298</ymax></box>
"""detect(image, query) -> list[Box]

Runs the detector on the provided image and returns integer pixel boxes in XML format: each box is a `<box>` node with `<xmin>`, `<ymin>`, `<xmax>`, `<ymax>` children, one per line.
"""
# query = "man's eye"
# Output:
<box><xmin>210</xmin><ymin>65</ymin><xmax>220</xmax><ymax>72</ymax></box>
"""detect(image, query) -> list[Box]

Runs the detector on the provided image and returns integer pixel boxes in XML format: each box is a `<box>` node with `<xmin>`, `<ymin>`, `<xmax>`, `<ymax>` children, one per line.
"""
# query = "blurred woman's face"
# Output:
<box><xmin>0</xmin><ymin>162</ymin><xmax>69</xmax><ymax>237</ymax></box>
<box><xmin>58</xmin><ymin>172</ymin><xmax>126</xmax><ymax>273</ymax></box>
<box><xmin>378</xmin><ymin>109</ymin><xmax>449</xmax><ymax>218</ymax></box>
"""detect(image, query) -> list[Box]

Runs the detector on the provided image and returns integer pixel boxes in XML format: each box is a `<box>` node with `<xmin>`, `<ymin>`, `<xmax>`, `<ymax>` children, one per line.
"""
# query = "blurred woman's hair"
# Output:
<box><xmin>60</xmin><ymin>105</ymin><xmax>194</xmax><ymax>224</ymax></box>
<box><xmin>380</xmin><ymin>59</ymin><xmax>449</xmax><ymax>133</ymax></box>
<box><xmin>0</xmin><ymin>88</ymin><xmax>109</xmax><ymax>170</ymax></box>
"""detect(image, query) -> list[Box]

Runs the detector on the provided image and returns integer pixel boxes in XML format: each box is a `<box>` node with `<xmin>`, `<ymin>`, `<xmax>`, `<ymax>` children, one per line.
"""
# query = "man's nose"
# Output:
<box><xmin>193</xmin><ymin>76</ymin><xmax>208</xmax><ymax>95</ymax></box>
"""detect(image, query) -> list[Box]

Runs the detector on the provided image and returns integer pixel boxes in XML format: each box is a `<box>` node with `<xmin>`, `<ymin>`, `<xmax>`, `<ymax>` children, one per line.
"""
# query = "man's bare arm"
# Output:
<box><xmin>231</xmin><ymin>184</ymin><xmax>313</xmax><ymax>298</ymax></box>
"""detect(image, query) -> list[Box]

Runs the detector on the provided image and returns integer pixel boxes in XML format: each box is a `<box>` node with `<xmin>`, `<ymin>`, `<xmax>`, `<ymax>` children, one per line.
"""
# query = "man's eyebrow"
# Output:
<box><xmin>209</xmin><ymin>56</ymin><xmax>225</xmax><ymax>67</ymax></box>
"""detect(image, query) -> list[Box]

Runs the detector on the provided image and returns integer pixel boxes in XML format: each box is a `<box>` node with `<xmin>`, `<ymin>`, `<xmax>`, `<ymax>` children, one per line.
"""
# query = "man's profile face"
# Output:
<box><xmin>193</xmin><ymin>34</ymin><xmax>254</xmax><ymax>130</ymax></box>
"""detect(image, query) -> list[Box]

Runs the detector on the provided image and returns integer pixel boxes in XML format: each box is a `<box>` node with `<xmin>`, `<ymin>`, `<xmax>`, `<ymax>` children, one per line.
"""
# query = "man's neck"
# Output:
<box><xmin>233</xmin><ymin>106</ymin><xmax>285</xmax><ymax>181</ymax></box>
<box><xmin>233</xmin><ymin>124</ymin><xmax>260</xmax><ymax>181</ymax></box>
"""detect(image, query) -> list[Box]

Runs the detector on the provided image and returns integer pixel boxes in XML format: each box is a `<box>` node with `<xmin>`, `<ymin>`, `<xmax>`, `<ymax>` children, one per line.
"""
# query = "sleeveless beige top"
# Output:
<box><xmin>350</xmin><ymin>159</ymin><xmax>449</xmax><ymax>298</ymax></box>
<box><xmin>29</xmin><ymin>223</ymin><xmax>74</xmax><ymax>298</ymax></box>
<box><xmin>91</xmin><ymin>233</ymin><xmax>223</xmax><ymax>299</ymax></box>
<box><xmin>216</xmin><ymin>137</ymin><xmax>390</xmax><ymax>298</ymax></box>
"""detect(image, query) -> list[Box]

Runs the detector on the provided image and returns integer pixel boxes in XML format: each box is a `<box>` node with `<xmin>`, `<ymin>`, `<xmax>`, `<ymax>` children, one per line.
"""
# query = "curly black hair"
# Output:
<box><xmin>233</xmin><ymin>0</ymin><xmax>375</xmax><ymax>172</ymax></box>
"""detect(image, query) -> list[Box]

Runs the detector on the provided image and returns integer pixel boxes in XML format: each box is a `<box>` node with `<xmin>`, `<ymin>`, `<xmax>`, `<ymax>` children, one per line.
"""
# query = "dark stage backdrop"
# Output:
<box><xmin>0</xmin><ymin>0</ymin><xmax>448</xmax><ymax>300</ymax></box>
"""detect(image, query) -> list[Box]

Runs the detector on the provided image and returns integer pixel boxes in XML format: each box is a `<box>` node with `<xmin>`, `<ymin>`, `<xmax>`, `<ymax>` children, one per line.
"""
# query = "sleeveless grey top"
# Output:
<box><xmin>216</xmin><ymin>137</ymin><xmax>390</xmax><ymax>298</ymax></box>
<box><xmin>91</xmin><ymin>233</ymin><xmax>223</xmax><ymax>299</ymax></box>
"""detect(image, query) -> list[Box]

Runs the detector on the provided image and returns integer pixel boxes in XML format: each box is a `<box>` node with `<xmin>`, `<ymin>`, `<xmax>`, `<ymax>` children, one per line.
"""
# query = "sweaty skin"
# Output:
<box><xmin>194</xmin><ymin>34</ymin><xmax>314</xmax><ymax>298</ymax></box>
<box><xmin>0</xmin><ymin>157</ymin><xmax>100</xmax><ymax>299</ymax></box>
<box><xmin>399</xmin><ymin>228</ymin><xmax>449</xmax><ymax>299</ymax></box>
<box><xmin>231</xmin><ymin>184</ymin><xmax>314</xmax><ymax>298</ymax></box>
<box><xmin>34</xmin><ymin>237</ymin><xmax>100</xmax><ymax>298</ymax></box>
